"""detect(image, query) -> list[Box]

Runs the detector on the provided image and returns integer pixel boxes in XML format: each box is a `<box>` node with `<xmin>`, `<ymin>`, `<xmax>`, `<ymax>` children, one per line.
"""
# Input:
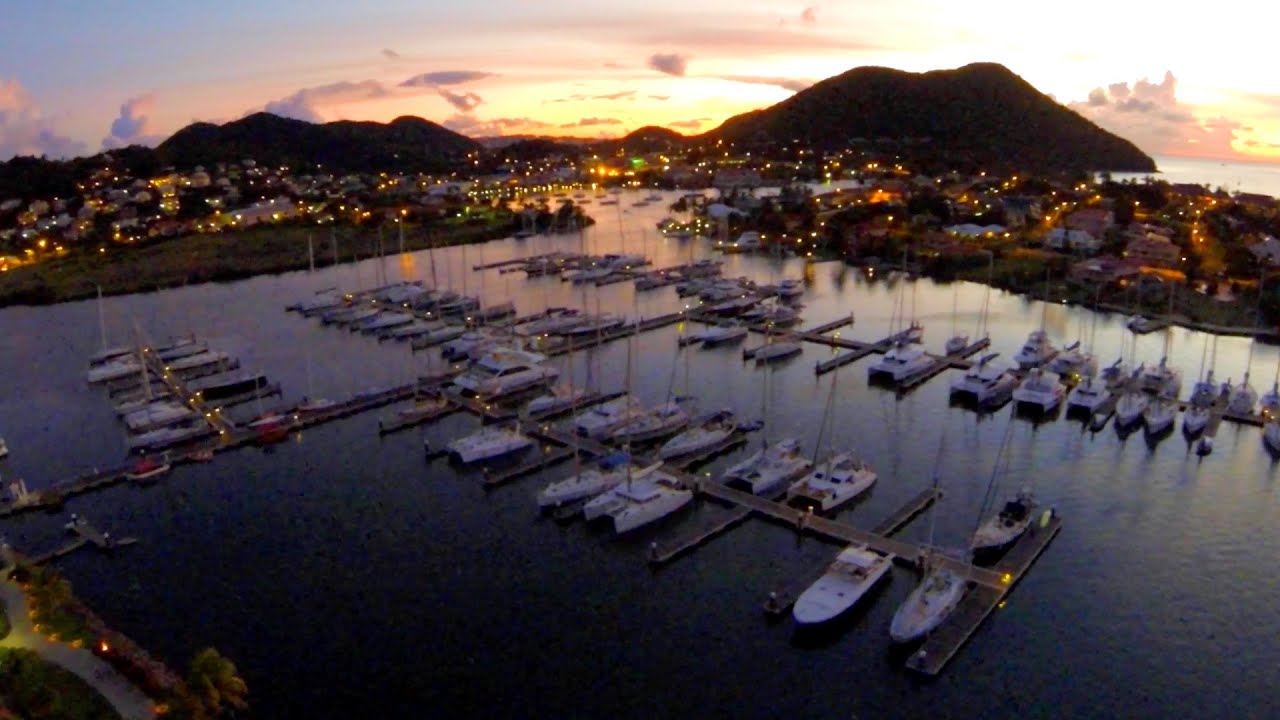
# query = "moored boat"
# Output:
<box><xmin>785</xmin><ymin>451</ymin><xmax>876</xmax><ymax>512</ymax></box>
<box><xmin>793</xmin><ymin>546</ymin><xmax>893</xmax><ymax>625</ymax></box>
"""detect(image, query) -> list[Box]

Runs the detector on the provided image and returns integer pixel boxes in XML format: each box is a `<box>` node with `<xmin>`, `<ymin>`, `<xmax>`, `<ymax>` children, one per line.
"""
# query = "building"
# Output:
<box><xmin>1065</xmin><ymin>208</ymin><xmax>1114</xmax><ymax>239</ymax></box>
<box><xmin>1047</xmin><ymin>227</ymin><xmax>1100</xmax><ymax>254</ymax></box>
<box><xmin>1124</xmin><ymin>235</ymin><xmax>1181</xmax><ymax>268</ymax></box>
<box><xmin>1002</xmin><ymin>196</ymin><xmax>1041</xmax><ymax>228</ymax></box>
<box><xmin>1070</xmin><ymin>257</ymin><xmax>1141</xmax><ymax>284</ymax></box>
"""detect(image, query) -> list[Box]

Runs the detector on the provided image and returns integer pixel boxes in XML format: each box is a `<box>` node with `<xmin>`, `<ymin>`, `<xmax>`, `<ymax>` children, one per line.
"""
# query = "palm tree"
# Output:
<box><xmin>186</xmin><ymin>647</ymin><xmax>248</xmax><ymax>717</ymax></box>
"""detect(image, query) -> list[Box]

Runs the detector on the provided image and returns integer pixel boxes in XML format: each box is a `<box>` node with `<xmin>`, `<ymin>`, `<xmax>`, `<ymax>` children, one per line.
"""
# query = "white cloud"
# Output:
<box><xmin>0</xmin><ymin>78</ymin><xmax>85</xmax><ymax>159</ymax></box>
<box><xmin>262</xmin><ymin>80</ymin><xmax>392</xmax><ymax>122</ymax></box>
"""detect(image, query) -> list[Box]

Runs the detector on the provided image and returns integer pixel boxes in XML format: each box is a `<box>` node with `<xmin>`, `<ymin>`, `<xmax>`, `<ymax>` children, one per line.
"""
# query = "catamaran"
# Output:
<box><xmin>1013</xmin><ymin>330</ymin><xmax>1056</xmax><ymax>369</ymax></box>
<box><xmin>444</xmin><ymin>425</ymin><xmax>533</xmax><ymax>464</ymax></box>
<box><xmin>792</xmin><ymin>546</ymin><xmax>893</xmax><ymax>625</ymax></box>
<box><xmin>786</xmin><ymin>452</ymin><xmax>877</xmax><ymax>512</ymax></box>
<box><xmin>720</xmin><ymin>438</ymin><xmax>810</xmax><ymax>497</ymax></box>
<box><xmin>1066</xmin><ymin>376</ymin><xmax>1109</xmax><ymax>416</ymax></box>
<box><xmin>949</xmin><ymin>353</ymin><xmax>1017</xmax><ymax>406</ymax></box>
<box><xmin>868</xmin><ymin>342</ymin><xmax>933</xmax><ymax>384</ymax></box>
<box><xmin>1012</xmin><ymin>368</ymin><xmax>1066</xmax><ymax>413</ymax></box>
<box><xmin>581</xmin><ymin>469</ymin><xmax>693</xmax><ymax>534</ymax></box>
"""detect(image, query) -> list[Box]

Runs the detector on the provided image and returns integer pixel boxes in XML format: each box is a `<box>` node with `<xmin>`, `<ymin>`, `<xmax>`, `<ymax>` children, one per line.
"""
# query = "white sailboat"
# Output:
<box><xmin>1066</xmin><ymin>376</ymin><xmax>1110</xmax><ymax>415</ymax></box>
<box><xmin>658</xmin><ymin>410</ymin><xmax>735</xmax><ymax>460</ymax></box>
<box><xmin>787</xmin><ymin>361</ymin><xmax>875</xmax><ymax>512</ymax></box>
<box><xmin>607</xmin><ymin>400</ymin><xmax>690</xmax><ymax>445</ymax></box>
<box><xmin>536</xmin><ymin>455</ymin><xmax>660</xmax><ymax>508</ymax></box>
<box><xmin>1143</xmin><ymin>397</ymin><xmax>1176</xmax><ymax>436</ymax></box>
<box><xmin>581</xmin><ymin>468</ymin><xmax>692</xmax><ymax>534</ymax></box>
<box><xmin>971</xmin><ymin>489</ymin><xmax>1035</xmax><ymax>554</ymax></box>
<box><xmin>444</xmin><ymin>425</ymin><xmax>533</xmax><ymax>464</ymax></box>
<box><xmin>950</xmin><ymin>353</ymin><xmax>1017</xmax><ymax>406</ymax></box>
<box><xmin>792</xmin><ymin>545</ymin><xmax>893</xmax><ymax>625</ymax></box>
<box><xmin>751</xmin><ymin>335</ymin><xmax>803</xmax><ymax>364</ymax></box>
<box><xmin>1012</xmin><ymin>368</ymin><xmax>1066</xmax><ymax>413</ymax></box>
<box><xmin>944</xmin><ymin>282</ymin><xmax>968</xmax><ymax>356</ymax></box>
<box><xmin>1115</xmin><ymin>390</ymin><xmax>1150</xmax><ymax>429</ymax></box>
<box><xmin>1264</xmin><ymin>419</ymin><xmax>1280</xmax><ymax>455</ymax></box>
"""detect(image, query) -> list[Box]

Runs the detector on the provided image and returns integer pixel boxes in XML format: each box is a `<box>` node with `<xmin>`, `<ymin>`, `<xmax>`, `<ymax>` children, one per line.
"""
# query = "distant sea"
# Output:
<box><xmin>1111</xmin><ymin>154</ymin><xmax>1280</xmax><ymax>197</ymax></box>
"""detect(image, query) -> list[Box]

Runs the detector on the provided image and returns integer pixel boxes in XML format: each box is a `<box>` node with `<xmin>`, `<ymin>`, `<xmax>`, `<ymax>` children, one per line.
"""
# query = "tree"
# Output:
<box><xmin>185</xmin><ymin>648</ymin><xmax>248</xmax><ymax>718</ymax></box>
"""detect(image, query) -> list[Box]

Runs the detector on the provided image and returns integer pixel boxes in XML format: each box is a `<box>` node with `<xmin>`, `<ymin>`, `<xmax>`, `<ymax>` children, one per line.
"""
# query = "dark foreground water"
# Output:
<box><xmin>2</xmin><ymin>191</ymin><xmax>1279</xmax><ymax>719</ymax></box>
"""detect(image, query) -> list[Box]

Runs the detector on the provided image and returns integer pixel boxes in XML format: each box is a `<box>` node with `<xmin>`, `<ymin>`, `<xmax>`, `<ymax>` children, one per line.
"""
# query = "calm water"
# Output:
<box><xmin>2</xmin><ymin>191</ymin><xmax>1279</xmax><ymax>719</ymax></box>
<box><xmin>1114</xmin><ymin>154</ymin><xmax>1280</xmax><ymax>197</ymax></box>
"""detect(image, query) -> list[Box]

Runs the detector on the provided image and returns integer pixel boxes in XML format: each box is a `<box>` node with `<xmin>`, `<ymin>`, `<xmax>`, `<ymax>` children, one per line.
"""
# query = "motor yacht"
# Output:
<box><xmin>658</xmin><ymin>410</ymin><xmax>735</xmax><ymax>460</ymax></box>
<box><xmin>452</xmin><ymin>348</ymin><xmax>559</xmax><ymax>399</ymax></box>
<box><xmin>868</xmin><ymin>342</ymin><xmax>933</xmax><ymax>383</ymax></box>
<box><xmin>889</xmin><ymin>563</ymin><xmax>968</xmax><ymax>643</ymax></box>
<box><xmin>949</xmin><ymin>353</ymin><xmax>1017</xmax><ymax>405</ymax></box>
<box><xmin>792</xmin><ymin>546</ymin><xmax>893</xmax><ymax>625</ymax></box>
<box><xmin>720</xmin><ymin>438</ymin><xmax>810</xmax><ymax>497</ymax></box>
<box><xmin>582</xmin><ymin>470</ymin><xmax>693</xmax><ymax>534</ymax></box>
<box><xmin>1013</xmin><ymin>330</ymin><xmax>1055</xmax><ymax>369</ymax></box>
<box><xmin>786</xmin><ymin>452</ymin><xmax>877</xmax><ymax>512</ymax></box>
<box><xmin>1011</xmin><ymin>368</ymin><xmax>1066</xmax><ymax>413</ymax></box>
<box><xmin>444</xmin><ymin>426</ymin><xmax>533</xmax><ymax>464</ymax></box>
<box><xmin>971</xmin><ymin>490</ymin><xmax>1035</xmax><ymax>553</ymax></box>
<box><xmin>536</xmin><ymin>455</ymin><xmax>660</xmax><ymax>508</ymax></box>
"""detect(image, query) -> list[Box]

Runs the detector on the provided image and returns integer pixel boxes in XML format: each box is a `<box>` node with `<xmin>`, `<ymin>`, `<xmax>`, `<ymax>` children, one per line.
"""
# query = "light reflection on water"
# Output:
<box><xmin>0</xmin><ymin>190</ymin><xmax>1277</xmax><ymax>719</ymax></box>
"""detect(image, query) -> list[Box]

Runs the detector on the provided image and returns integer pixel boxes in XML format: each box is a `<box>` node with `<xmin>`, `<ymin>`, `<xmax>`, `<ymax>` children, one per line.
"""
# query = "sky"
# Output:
<box><xmin>1</xmin><ymin>0</ymin><xmax>1278</xmax><ymax>165</ymax></box>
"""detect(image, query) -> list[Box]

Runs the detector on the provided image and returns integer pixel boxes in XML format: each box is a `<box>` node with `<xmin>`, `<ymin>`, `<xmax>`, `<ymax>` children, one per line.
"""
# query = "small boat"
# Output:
<box><xmin>658</xmin><ymin>410</ymin><xmax>735</xmax><ymax>460</ymax></box>
<box><xmin>1012</xmin><ymin>368</ymin><xmax>1066</xmax><ymax>413</ymax></box>
<box><xmin>950</xmin><ymin>353</ymin><xmax>1017</xmax><ymax>406</ymax></box>
<box><xmin>944</xmin><ymin>334</ymin><xmax>969</xmax><ymax>356</ymax></box>
<box><xmin>793</xmin><ymin>546</ymin><xmax>893</xmax><ymax>625</ymax></box>
<box><xmin>536</xmin><ymin>455</ymin><xmax>659</xmax><ymax>508</ymax></box>
<box><xmin>720</xmin><ymin>438</ymin><xmax>810</xmax><ymax>497</ymax></box>
<box><xmin>751</xmin><ymin>339</ymin><xmax>803</xmax><ymax>364</ymax></box>
<box><xmin>889</xmin><ymin>562</ymin><xmax>967</xmax><ymax>644</ymax></box>
<box><xmin>125</xmin><ymin>456</ymin><xmax>171</xmax><ymax>483</ymax></box>
<box><xmin>785</xmin><ymin>451</ymin><xmax>877</xmax><ymax>512</ymax></box>
<box><xmin>1013</xmin><ymin>330</ymin><xmax>1055</xmax><ymax>369</ymax></box>
<box><xmin>1196</xmin><ymin>436</ymin><xmax>1214</xmax><ymax>456</ymax></box>
<box><xmin>691</xmin><ymin>322</ymin><xmax>748</xmax><ymax>347</ymax></box>
<box><xmin>582</xmin><ymin>469</ymin><xmax>693</xmax><ymax>534</ymax></box>
<box><xmin>445</xmin><ymin>426</ymin><xmax>533</xmax><ymax>464</ymax></box>
<box><xmin>971</xmin><ymin>490</ymin><xmax>1035</xmax><ymax>553</ymax></box>
<box><xmin>868</xmin><ymin>342</ymin><xmax>933</xmax><ymax>383</ymax></box>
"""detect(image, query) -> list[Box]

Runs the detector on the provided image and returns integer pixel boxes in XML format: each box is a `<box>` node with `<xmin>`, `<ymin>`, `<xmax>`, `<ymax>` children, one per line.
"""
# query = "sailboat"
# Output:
<box><xmin>1263</xmin><ymin>419</ymin><xmax>1280</xmax><ymax>455</ymax></box>
<box><xmin>443</xmin><ymin>423</ymin><xmax>533</xmax><ymax>464</ymax></box>
<box><xmin>719</xmin><ymin>357</ymin><xmax>809</xmax><ymax>496</ymax></box>
<box><xmin>580</xmin><ymin>466</ymin><xmax>693</xmax><ymax>533</ymax></box>
<box><xmin>1143</xmin><ymin>396</ymin><xmax>1176</xmax><ymax>437</ymax></box>
<box><xmin>792</xmin><ymin>545</ymin><xmax>894</xmax><ymax>625</ymax></box>
<box><xmin>1184</xmin><ymin>335</ymin><xmax>1216</xmax><ymax>436</ymax></box>
<box><xmin>537</xmin><ymin>454</ymin><xmax>661</xmax><ymax>508</ymax></box>
<box><xmin>1114</xmin><ymin>389</ymin><xmax>1150</xmax><ymax>429</ymax></box>
<box><xmin>971</xmin><ymin>419</ymin><xmax>1036</xmax><ymax>556</ymax></box>
<box><xmin>89</xmin><ymin>285</ymin><xmax>131</xmax><ymax>366</ymax></box>
<box><xmin>869</xmin><ymin>266</ymin><xmax>931</xmax><ymax>382</ymax></box>
<box><xmin>296</xmin><ymin>352</ymin><xmax>337</xmax><ymax>414</ymax></box>
<box><xmin>1012</xmin><ymin>367</ymin><xmax>1066</xmax><ymax>413</ymax></box>
<box><xmin>787</xmin><ymin>362</ymin><xmax>876</xmax><ymax>512</ymax></box>
<box><xmin>890</xmin><ymin>436</ymin><xmax>967</xmax><ymax>644</ymax></box>
<box><xmin>944</xmin><ymin>282</ymin><xmax>968</xmax><ymax>356</ymax></box>
<box><xmin>1227</xmin><ymin>341</ymin><xmax>1259</xmax><ymax>416</ymax></box>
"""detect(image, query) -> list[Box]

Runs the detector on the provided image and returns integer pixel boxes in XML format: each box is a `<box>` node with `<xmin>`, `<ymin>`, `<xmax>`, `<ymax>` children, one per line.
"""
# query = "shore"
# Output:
<box><xmin>0</xmin><ymin>216</ymin><xmax>534</xmax><ymax>307</ymax></box>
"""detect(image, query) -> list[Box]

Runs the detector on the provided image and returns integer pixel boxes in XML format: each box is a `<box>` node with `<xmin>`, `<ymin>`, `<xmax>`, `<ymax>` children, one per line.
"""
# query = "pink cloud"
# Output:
<box><xmin>0</xmin><ymin>78</ymin><xmax>85</xmax><ymax>159</ymax></box>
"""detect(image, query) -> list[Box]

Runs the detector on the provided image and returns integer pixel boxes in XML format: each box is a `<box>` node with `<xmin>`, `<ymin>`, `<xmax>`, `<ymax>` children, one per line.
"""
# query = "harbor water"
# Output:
<box><xmin>1</xmin><ymin>191</ymin><xmax>1278</xmax><ymax>719</ymax></box>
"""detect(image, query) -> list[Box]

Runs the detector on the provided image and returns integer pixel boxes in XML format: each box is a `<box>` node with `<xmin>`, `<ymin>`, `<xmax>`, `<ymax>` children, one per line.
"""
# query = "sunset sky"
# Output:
<box><xmin>2</xmin><ymin>1</ymin><xmax>1278</xmax><ymax>164</ymax></box>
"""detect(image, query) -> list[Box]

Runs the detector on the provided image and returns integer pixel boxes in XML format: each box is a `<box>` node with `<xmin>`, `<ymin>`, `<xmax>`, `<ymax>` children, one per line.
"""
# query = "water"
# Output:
<box><xmin>2</xmin><ymin>190</ymin><xmax>1279</xmax><ymax>719</ymax></box>
<box><xmin>1112</xmin><ymin>154</ymin><xmax>1280</xmax><ymax>197</ymax></box>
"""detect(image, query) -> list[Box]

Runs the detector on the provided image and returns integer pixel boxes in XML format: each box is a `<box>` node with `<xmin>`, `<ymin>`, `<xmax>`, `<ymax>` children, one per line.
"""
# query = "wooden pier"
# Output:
<box><xmin>647</xmin><ymin>505</ymin><xmax>753</xmax><ymax>564</ymax></box>
<box><xmin>27</xmin><ymin>516</ymin><xmax>138</xmax><ymax>565</ymax></box>
<box><xmin>870</xmin><ymin>487</ymin><xmax>943</xmax><ymax>535</ymax></box>
<box><xmin>895</xmin><ymin>339</ymin><xmax>992</xmax><ymax>393</ymax></box>
<box><xmin>482</xmin><ymin>446</ymin><xmax>576</xmax><ymax>487</ymax></box>
<box><xmin>377</xmin><ymin>401</ymin><xmax>462</xmax><ymax>435</ymax></box>
<box><xmin>904</xmin><ymin>513</ymin><xmax>1063</xmax><ymax>676</ymax></box>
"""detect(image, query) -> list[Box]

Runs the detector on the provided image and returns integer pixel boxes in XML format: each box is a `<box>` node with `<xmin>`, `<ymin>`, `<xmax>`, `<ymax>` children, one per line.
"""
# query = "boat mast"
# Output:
<box><xmin>96</xmin><ymin>284</ymin><xmax>108</xmax><ymax>351</ymax></box>
<box><xmin>812</xmin><ymin>359</ymin><xmax>839</xmax><ymax>466</ymax></box>
<box><xmin>308</xmin><ymin>233</ymin><xmax>315</xmax><ymax>273</ymax></box>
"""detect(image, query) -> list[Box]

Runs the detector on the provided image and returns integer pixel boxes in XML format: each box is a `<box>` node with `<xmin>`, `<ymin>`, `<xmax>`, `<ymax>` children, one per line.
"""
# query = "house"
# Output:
<box><xmin>944</xmin><ymin>223</ymin><xmax>1006</xmax><ymax>238</ymax></box>
<box><xmin>1065</xmin><ymin>208</ymin><xmax>1114</xmax><ymax>238</ymax></box>
<box><xmin>1124</xmin><ymin>235</ymin><xmax>1181</xmax><ymax>268</ymax></box>
<box><xmin>1248</xmin><ymin>235</ymin><xmax>1280</xmax><ymax>265</ymax></box>
<box><xmin>712</xmin><ymin>168</ymin><xmax>762</xmax><ymax>190</ymax></box>
<box><xmin>1002</xmin><ymin>196</ymin><xmax>1041</xmax><ymax>228</ymax></box>
<box><xmin>1047</xmin><ymin>228</ymin><xmax>1100</xmax><ymax>254</ymax></box>
<box><xmin>1234</xmin><ymin>192</ymin><xmax>1277</xmax><ymax>209</ymax></box>
<box><xmin>229</xmin><ymin>196</ymin><xmax>300</xmax><ymax>227</ymax></box>
<box><xmin>1070</xmin><ymin>257</ymin><xmax>1141</xmax><ymax>284</ymax></box>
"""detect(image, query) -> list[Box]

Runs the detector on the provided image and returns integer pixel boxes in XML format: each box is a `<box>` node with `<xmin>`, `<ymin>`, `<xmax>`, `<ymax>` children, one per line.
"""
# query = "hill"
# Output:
<box><xmin>155</xmin><ymin>113</ymin><xmax>479</xmax><ymax>172</ymax></box>
<box><xmin>699</xmin><ymin>63</ymin><xmax>1155</xmax><ymax>173</ymax></box>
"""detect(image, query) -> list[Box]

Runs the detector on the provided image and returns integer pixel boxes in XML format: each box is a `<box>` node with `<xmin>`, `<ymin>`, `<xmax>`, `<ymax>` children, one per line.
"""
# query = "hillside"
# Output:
<box><xmin>699</xmin><ymin>63</ymin><xmax>1155</xmax><ymax>173</ymax></box>
<box><xmin>155</xmin><ymin>113</ymin><xmax>479</xmax><ymax>172</ymax></box>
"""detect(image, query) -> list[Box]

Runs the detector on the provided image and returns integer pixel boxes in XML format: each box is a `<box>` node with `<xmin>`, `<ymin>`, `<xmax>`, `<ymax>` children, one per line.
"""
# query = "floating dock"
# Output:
<box><xmin>482</xmin><ymin>446</ymin><xmax>577</xmax><ymax>487</ymax></box>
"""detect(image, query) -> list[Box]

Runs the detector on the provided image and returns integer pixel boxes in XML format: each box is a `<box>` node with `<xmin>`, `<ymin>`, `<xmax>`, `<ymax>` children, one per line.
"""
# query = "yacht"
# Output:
<box><xmin>792</xmin><ymin>546</ymin><xmax>894</xmax><ymax>625</ymax></box>
<box><xmin>944</xmin><ymin>334</ymin><xmax>970</xmax><ymax>356</ymax></box>
<box><xmin>720</xmin><ymin>438</ymin><xmax>810</xmax><ymax>497</ymax></box>
<box><xmin>751</xmin><ymin>339</ymin><xmax>803</xmax><ymax>364</ymax></box>
<box><xmin>441</xmin><ymin>329</ymin><xmax>501</xmax><ymax>362</ymax></box>
<box><xmin>741</xmin><ymin>304</ymin><xmax>800</xmax><ymax>327</ymax></box>
<box><xmin>889</xmin><ymin>563</ymin><xmax>968</xmax><ymax>643</ymax></box>
<box><xmin>537</xmin><ymin>456</ymin><xmax>661</xmax><ymax>508</ymax></box>
<box><xmin>437</xmin><ymin>295</ymin><xmax>480</xmax><ymax>316</ymax></box>
<box><xmin>689</xmin><ymin>322</ymin><xmax>747</xmax><ymax>347</ymax></box>
<box><xmin>1066</xmin><ymin>376</ymin><xmax>1110</xmax><ymax>416</ymax></box>
<box><xmin>385</xmin><ymin>320</ymin><xmax>443</xmax><ymax>341</ymax></box>
<box><xmin>444</xmin><ymin>426</ymin><xmax>534</xmax><ymax>464</ymax></box>
<box><xmin>1048</xmin><ymin>341</ymin><xmax>1097</xmax><ymax>381</ymax></box>
<box><xmin>868</xmin><ymin>343</ymin><xmax>933</xmax><ymax>383</ymax></box>
<box><xmin>1189</xmin><ymin>371</ymin><xmax>1218</xmax><ymax>407</ymax></box>
<box><xmin>87</xmin><ymin>354</ymin><xmax>143</xmax><ymax>384</ymax></box>
<box><xmin>949</xmin><ymin>353</ymin><xmax>1017</xmax><ymax>406</ymax></box>
<box><xmin>1264</xmin><ymin>420</ymin><xmax>1280</xmax><ymax>455</ymax></box>
<box><xmin>785</xmin><ymin>452</ymin><xmax>877</xmax><ymax>512</ymax></box>
<box><xmin>357</xmin><ymin>312</ymin><xmax>414</xmax><ymax>334</ymax></box>
<box><xmin>1013</xmin><ymin>330</ymin><xmax>1055</xmax><ymax>369</ymax></box>
<box><xmin>163</xmin><ymin>350</ymin><xmax>232</xmax><ymax>373</ymax></box>
<box><xmin>658</xmin><ymin>410</ymin><xmax>735</xmax><ymax>460</ymax></box>
<box><xmin>1100</xmin><ymin>358</ymin><xmax>1131</xmax><ymax>387</ymax></box>
<box><xmin>1227</xmin><ymin>376</ymin><xmax>1258</xmax><ymax>416</ymax></box>
<box><xmin>452</xmin><ymin>348</ymin><xmax>559</xmax><ymax>399</ymax></box>
<box><xmin>971</xmin><ymin>490</ymin><xmax>1035</xmax><ymax>553</ymax></box>
<box><xmin>518</xmin><ymin>310</ymin><xmax>585</xmax><ymax>337</ymax></box>
<box><xmin>525</xmin><ymin>385</ymin><xmax>589</xmax><ymax>417</ymax></box>
<box><xmin>1114</xmin><ymin>390</ymin><xmax>1150</xmax><ymax>429</ymax></box>
<box><xmin>608</xmin><ymin>401</ymin><xmax>689</xmax><ymax>445</ymax></box>
<box><xmin>1139</xmin><ymin>357</ymin><xmax>1182</xmax><ymax>398</ymax></box>
<box><xmin>127</xmin><ymin>422</ymin><xmax>211</xmax><ymax>451</ymax></box>
<box><xmin>582</xmin><ymin>470</ymin><xmax>693</xmax><ymax>534</ymax></box>
<box><xmin>1143</xmin><ymin>397</ymin><xmax>1176</xmax><ymax>436</ymax></box>
<box><xmin>295</xmin><ymin>397</ymin><xmax>338</xmax><ymax>414</ymax></box>
<box><xmin>330</xmin><ymin>306</ymin><xmax>380</xmax><ymax>327</ymax></box>
<box><xmin>1012</xmin><ymin>368</ymin><xmax>1066</xmax><ymax>413</ymax></box>
<box><xmin>572</xmin><ymin>396</ymin><xmax>643</xmax><ymax>439</ymax></box>
<box><xmin>412</xmin><ymin>324</ymin><xmax>467</xmax><ymax>350</ymax></box>
<box><xmin>154</xmin><ymin>339</ymin><xmax>210</xmax><ymax>362</ymax></box>
<box><xmin>291</xmin><ymin>289</ymin><xmax>343</xmax><ymax>314</ymax></box>
<box><xmin>1182</xmin><ymin>405</ymin><xmax>1211</xmax><ymax>436</ymax></box>
<box><xmin>123</xmin><ymin>401</ymin><xmax>199</xmax><ymax>433</ymax></box>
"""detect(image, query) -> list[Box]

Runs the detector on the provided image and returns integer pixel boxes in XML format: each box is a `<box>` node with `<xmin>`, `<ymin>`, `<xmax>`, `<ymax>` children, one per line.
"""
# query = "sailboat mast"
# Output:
<box><xmin>308</xmin><ymin>233</ymin><xmax>315</xmax><ymax>273</ymax></box>
<box><xmin>96</xmin><ymin>284</ymin><xmax>108</xmax><ymax>351</ymax></box>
